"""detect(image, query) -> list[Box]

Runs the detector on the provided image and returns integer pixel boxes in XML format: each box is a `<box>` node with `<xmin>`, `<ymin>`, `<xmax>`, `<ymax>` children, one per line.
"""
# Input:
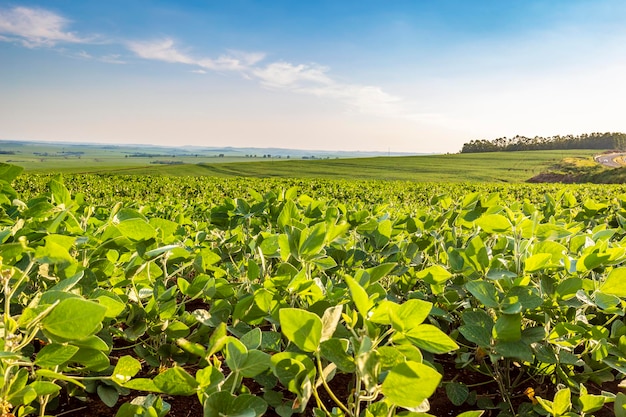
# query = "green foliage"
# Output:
<box><xmin>2</xmin><ymin>164</ymin><xmax>626</xmax><ymax>417</ymax></box>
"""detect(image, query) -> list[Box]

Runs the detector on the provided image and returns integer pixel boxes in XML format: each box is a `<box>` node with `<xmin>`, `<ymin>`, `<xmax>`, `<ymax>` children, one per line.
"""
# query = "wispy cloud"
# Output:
<box><xmin>253</xmin><ymin>61</ymin><xmax>402</xmax><ymax>116</ymax></box>
<box><xmin>0</xmin><ymin>6</ymin><xmax>90</xmax><ymax>47</ymax></box>
<box><xmin>127</xmin><ymin>40</ymin><xmax>406</xmax><ymax>118</ymax></box>
<box><xmin>127</xmin><ymin>38</ymin><xmax>265</xmax><ymax>73</ymax></box>
<box><xmin>126</xmin><ymin>38</ymin><xmax>195</xmax><ymax>65</ymax></box>
<box><xmin>0</xmin><ymin>6</ymin><xmax>411</xmax><ymax>119</ymax></box>
<box><xmin>100</xmin><ymin>54</ymin><xmax>125</xmax><ymax>64</ymax></box>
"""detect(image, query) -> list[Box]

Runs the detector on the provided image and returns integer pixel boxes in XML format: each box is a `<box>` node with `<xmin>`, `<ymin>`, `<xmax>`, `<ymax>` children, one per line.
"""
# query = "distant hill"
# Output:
<box><xmin>0</xmin><ymin>139</ymin><xmax>416</xmax><ymax>159</ymax></box>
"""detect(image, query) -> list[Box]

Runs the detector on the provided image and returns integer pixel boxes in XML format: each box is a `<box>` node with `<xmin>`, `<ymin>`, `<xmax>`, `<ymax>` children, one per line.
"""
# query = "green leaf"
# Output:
<box><xmin>116</xmin><ymin>218</ymin><xmax>157</xmax><ymax>241</ymax></box>
<box><xmin>50</xmin><ymin>177</ymin><xmax>71</xmax><ymax>206</ymax></box>
<box><xmin>493</xmin><ymin>313</ymin><xmax>522</xmax><ymax>342</ymax></box>
<box><xmin>382</xmin><ymin>361</ymin><xmax>442</xmax><ymax>408</ymax></box>
<box><xmin>299</xmin><ymin>223</ymin><xmax>326</xmax><ymax>260</ymax></box>
<box><xmin>495</xmin><ymin>340</ymin><xmax>534</xmax><ymax>362</ymax></box>
<box><xmin>35</xmin><ymin>344</ymin><xmax>80</xmax><ymax>367</ymax></box>
<box><xmin>240</xmin><ymin>350</ymin><xmax>271</xmax><ymax>378</ymax></box>
<box><xmin>35</xmin><ymin>240</ymin><xmax>74</xmax><ymax>264</ymax></box>
<box><xmin>320</xmin><ymin>338</ymin><xmax>355</xmax><ymax>373</ymax></box>
<box><xmin>476</xmin><ymin>214</ymin><xmax>511</xmax><ymax>233</ymax></box>
<box><xmin>113</xmin><ymin>356</ymin><xmax>142</xmax><ymax>384</ymax></box>
<box><xmin>459</xmin><ymin>325</ymin><xmax>492</xmax><ymax>347</ymax></box>
<box><xmin>615</xmin><ymin>393</ymin><xmax>626</xmax><ymax>417</ymax></box>
<box><xmin>0</xmin><ymin>163</ymin><xmax>23</xmax><ymax>182</ymax></box>
<box><xmin>446</xmin><ymin>382</ymin><xmax>469</xmax><ymax>406</ymax></box>
<box><xmin>203</xmin><ymin>391</ymin><xmax>267</xmax><ymax>417</ymax></box>
<box><xmin>153</xmin><ymin>367</ymin><xmax>198</xmax><ymax>396</ymax></box>
<box><xmin>122</xmin><ymin>378</ymin><xmax>161</xmax><ymax>392</ymax></box>
<box><xmin>42</xmin><ymin>298</ymin><xmax>107</xmax><ymax>341</ymax></box>
<box><xmin>553</xmin><ymin>388</ymin><xmax>571</xmax><ymax>416</ymax></box>
<box><xmin>601</xmin><ymin>268</ymin><xmax>626</xmax><ymax>298</ymax></box>
<box><xmin>524</xmin><ymin>253</ymin><xmax>553</xmax><ymax>273</ymax></box>
<box><xmin>392</xmin><ymin>299</ymin><xmax>432</xmax><ymax>332</ymax></box>
<box><xmin>97</xmin><ymin>385</ymin><xmax>119</xmax><ymax>408</ymax></box>
<box><xmin>279</xmin><ymin>308</ymin><xmax>323</xmax><ymax>352</ymax></box>
<box><xmin>416</xmin><ymin>265</ymin><xmax>452</xmax><ymax>284</ymax></box>
<box><xmin>240</xmin><ymin>328</ymin><xmax>262</xmax><ymax>350</ymax></box>
<box><xmin>404</xmin><ymin>324</ymin><xmax>459</xmax><ymax>354</ymax></box>
<box><xmin>30</xmin><ymin>381</ymin><xmax>61</xmax><ymax>397</ymax></box>
<box><xmin>465</xmin><ymin>281</ymin><xmax>499</xmax><ymax>308</ymax></box>
<box><xmin>456</xmin><ymin>412</ymin><xmax>484</xmax><ymax>417</ymax></box>
<box><xmin>345</xmin><ymin>275</ymin><xmax>373</xmax><ymax>318</ymax></box>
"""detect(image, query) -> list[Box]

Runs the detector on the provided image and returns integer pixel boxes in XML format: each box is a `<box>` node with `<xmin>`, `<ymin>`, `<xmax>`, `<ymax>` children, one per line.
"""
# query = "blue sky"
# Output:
<box><xmin>1</xmin><ymin>1</ymin><xmax>626</xmax><ymax>153</ymax></box>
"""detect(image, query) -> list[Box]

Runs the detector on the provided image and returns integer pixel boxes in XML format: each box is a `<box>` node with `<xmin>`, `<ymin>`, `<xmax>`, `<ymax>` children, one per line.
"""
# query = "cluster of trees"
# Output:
<box><xmin>460</xmin><ymin>132</ymin><xmax>626</xmax><ymax>153</ymax></box>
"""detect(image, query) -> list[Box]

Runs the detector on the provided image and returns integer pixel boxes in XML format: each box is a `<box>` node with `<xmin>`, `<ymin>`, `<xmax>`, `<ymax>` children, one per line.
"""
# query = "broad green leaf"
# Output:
<box><xmin>601</xmin><ymin>268</ymin><xmax>626</xmax><ymax>298</ymax></box>
<box><xmin>153</xmin><ymin>367</ymin><xmax>198</xmax><ymax>396</ymax></box>
<box><xmin>476</xmin><ymin>214</ymin><xmax>511</xmax><ymax>233</ymax></box>
<box><xmin>416</xmin><ymin>265</ymin><xmax>452</xmax><ymax>284</ymax></box>
<box><xmin>240</xmin><ymin>328</ymin><xmax>262</xmax><ymax>350</ymax></box>
<box><xmin>404</xmin><ymin>324</ymin><xmax>459</xmax><ymax>354</ymax></box>
<box><xmin>446</xmin><ymin>382</ymin><xmax>469</xmax><ymax>406</ymax></box>
<box><xmin>459</xmin><ymin>325</ymin><xmax>492</xmax><ymax>347</ymax></box>
<box><xmin>97</xmin><ymin>385</ymin><xmax>119</xmax><ymax>407</ymax></box>
<box><xmin>279</xmin><ymin>308</ymin><xmax>323</xmax><ymax>352</ymax></box>
<box><xmin>553</xmin><ymin>388</ymin><xmax>571</xmax><ymax>416</ymax></box>
<box><xmin>35</xmin><ymin>344</ymin><xmax>79</xmax><ymax>367</ymax></box>
<box><xmin>392</xmin><ymin>299</ymin><xmax>432</xmax><ymax>332</ymax></box>
<box><xmin>493</xmin><ymin>313</ymin><xmax>522</xmax><ymax>342</ymax></box>
<box><xmin>299</xmin><ymin>222</ymin><xmax>326</xmax><ymax>259</ymax></box>
<box><xmin>113</xmin><ymin>356</ymin><xmax>142</xmax><ymax>384</ymax></box>
<box><xmin>203</xmin><ymin>391</ymin><xmax>267</xmax><ymax>417</ymax></box>
<box><xmin>320</xmin><ymin>338</ymin><xmax>355</xmax><ymax>372</ymax></box>
<box><xmin>35</xmin><ymin>240</ymin><xmax>74</xmax><ymax>264</ymax></box>
<box><xmin>122</xmin><ymin>378</ymin><xmax>161</xmax><ymax>392</ymax></box>
<box><xmin>30</xmin><ymin>381</ymin><xmax>61</xmax><ymax>397</ymax></box>
<box><xmin>240</xmin><ymin>350</ymin><xmax>271</xmax><ymax>378</ymax></box>
<box><xmin>345</xmin><ymin>275</ymin><xmax>373</xmax><ymax>318</ymax></box>
<box><xmin>42</xmin><ymin>298</ymin><xmax>107</xmax><ymax>341</ymax></box>
<box><xmin>465</xmin><ymin>281</ymin><xmax>499</xmax><ymax>308</ymax></box>
<box><xmin>382</xmin><ymin>361</ymin><xmax>442</xmax><ymax>408</ymax></box>
<box><xmin>116</xmin><ymin>218</ymin><xmax>157</xmax><ymax>241</ymax></box>
<box><xmin>524</xmin><ymin>253</ymin><xmax>553</xmax><ymax>273</ymax></box>
<box><xmin>0</xmin><ymin>163</ymin><xmax>23</xmax><ymax>182</ymax></box>
<box><xmin>495</xmin><ymin>340</ymin><xmax>533</xmax><ymax>362</ymax></box>
<box><xmin>225</xmin><ymin>338</ymin><xmax>248</xmax><ymax>372</ymax></box>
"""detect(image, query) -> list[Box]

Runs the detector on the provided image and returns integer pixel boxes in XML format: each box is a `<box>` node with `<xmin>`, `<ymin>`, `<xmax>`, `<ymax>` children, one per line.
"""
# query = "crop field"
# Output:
<box><xmin>2</xmin><ymin>163</ymin><xmax>626</xmax><ymax>417</ymax></box>
<box><xmin>0</xmin><ymin>145</ymin><xmax>600</xmax><ymax>183</ymax></box>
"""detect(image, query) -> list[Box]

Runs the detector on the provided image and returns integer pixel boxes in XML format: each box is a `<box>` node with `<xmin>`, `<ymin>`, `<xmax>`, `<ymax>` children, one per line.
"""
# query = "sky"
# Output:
<box><xmin>1</xmin><ymin>1</ymin><xmax>626</xmax><ymax>153</ymax></box>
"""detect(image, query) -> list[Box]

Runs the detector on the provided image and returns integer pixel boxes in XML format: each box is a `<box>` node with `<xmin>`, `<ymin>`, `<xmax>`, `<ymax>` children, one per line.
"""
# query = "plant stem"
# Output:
<box><xmin>315</xmin><ymin>352</ymin><xmax>350</xmax><ymax>415</ymax></box>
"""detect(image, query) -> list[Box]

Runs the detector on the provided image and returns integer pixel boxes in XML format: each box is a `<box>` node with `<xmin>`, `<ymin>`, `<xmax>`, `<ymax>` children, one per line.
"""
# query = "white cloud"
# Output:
<box><xmin>126</xmin><ymin>38</ymin><xmax>195</xmax><ymax>65</ymax></box>
<box><xmin>0</xmin><ymin>6</ymin><xmax>88</xmax><ymax>47</ymax></box>
<box><xmin>253</xmin><ymin>62</ymin><xmax>332</xmax><ymax>88</ymax></box>
<box><xmin>252</xmin><ymin>61</ymin><xmax>404</xmax><ymax>117</ymax></box>
<box><xmin>0</xmin><ymin>6</ymin><xmax>414</xmax><ymax>121</ymax></box>
<box><xmin>100</xmin><ymin>54</ymin><xmax>125</xmax><ymax>64</ymax></box>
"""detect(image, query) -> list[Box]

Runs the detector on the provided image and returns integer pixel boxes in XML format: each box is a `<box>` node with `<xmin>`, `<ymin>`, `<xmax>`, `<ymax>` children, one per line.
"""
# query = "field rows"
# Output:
<box><xmin>1</xmin><ymin>166</ymin><xmax>626</xmax><ymax>416</ymax></box>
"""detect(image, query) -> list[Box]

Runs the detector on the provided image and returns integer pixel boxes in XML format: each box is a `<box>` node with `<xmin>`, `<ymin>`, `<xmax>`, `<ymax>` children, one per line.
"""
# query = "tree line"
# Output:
<box><xmin>460</xmin><ymin>132</ymin><xmax>626</xmax><ymax>153</ymax></box>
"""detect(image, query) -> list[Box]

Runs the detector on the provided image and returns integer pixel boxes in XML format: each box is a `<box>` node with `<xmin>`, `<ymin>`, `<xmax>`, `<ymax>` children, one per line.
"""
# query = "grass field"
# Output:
<box><xmin>2</xmin><ymin>147</ymin><xmax>601</xmax><ymax>182</ymax></box>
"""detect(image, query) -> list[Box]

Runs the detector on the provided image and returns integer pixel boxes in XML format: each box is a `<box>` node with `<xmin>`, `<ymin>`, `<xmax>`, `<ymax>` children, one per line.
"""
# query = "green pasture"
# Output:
<box><xmin>2</xmin><ymin>148</ymin><xmax>600</xmax><ymax>182</ymax></box>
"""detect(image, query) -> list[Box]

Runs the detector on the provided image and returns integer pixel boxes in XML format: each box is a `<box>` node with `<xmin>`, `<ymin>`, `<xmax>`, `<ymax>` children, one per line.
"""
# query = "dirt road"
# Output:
<box><xmin>594</xmin><ymin>152</ymin><xmax>626</xmax><ymax>168</ymax></box>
